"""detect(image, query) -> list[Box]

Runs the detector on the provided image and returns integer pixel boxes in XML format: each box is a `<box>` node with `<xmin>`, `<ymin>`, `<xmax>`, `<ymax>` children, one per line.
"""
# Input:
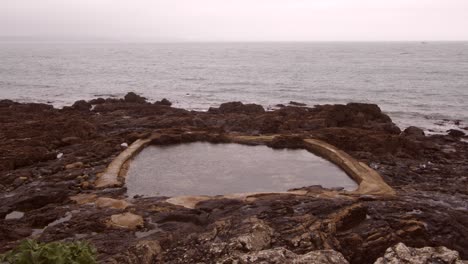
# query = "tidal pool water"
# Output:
<box><xmin>126</xmin><ymin>142</ymin><xmax>357</xmax><ymax>197</ymax></box>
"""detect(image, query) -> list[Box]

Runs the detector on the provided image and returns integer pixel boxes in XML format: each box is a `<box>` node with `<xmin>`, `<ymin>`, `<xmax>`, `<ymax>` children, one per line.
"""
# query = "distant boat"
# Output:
<box><xmin>421</xmin><ymin>41</ymin><xmax>428</xmax><ymax>44</ymax></box>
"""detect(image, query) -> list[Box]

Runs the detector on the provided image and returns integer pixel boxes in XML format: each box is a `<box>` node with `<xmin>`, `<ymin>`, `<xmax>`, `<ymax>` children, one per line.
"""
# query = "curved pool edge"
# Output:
<box><xmin>93</xmin><ymin>133</ymin><xmax>395</xmax><ymax>208</ymax></box>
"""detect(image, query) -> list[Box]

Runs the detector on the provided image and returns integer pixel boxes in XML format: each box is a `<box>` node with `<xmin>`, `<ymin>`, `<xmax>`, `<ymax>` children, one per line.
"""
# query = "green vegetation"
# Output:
<box><xmin>0</xmin><ymin>239</ymin><xmax>97</xmax><ymax>264</ymax></box>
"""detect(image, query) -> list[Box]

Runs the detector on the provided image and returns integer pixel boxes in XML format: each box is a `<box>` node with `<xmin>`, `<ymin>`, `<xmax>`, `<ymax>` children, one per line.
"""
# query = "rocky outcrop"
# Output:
<box><xmin>71</xmin><ymin>100</ymin><xmax>92</xmax><ymax>111</ymax></box>
<box><xmin>403</xmin><ymin>126</ymin><xmax>425</xmax><ymax>138</ymax></box>
<box><xmin>0</xmin><ymin>95</ymin><xmax>467</xmax><ymax>263</ymax></box>
<box><xmin>448</xmin><ymin>129</ymin><xmax>465</xmax><ymax>138</ymax></box>
<box><xmin>209</xmin><ymin>101</ymin><xmax>265</xmax><ymax>114</ymax></box>
<box><xmin>154</xmin><ymin>98</ymin><xmax>172</xmax><ymax>106</ymax></box>
<box><xmin>226</xmin><ymin>247</ymin><xmax>349</xmax><ymax>264</ymax></box>
<box><xmin>124</xmin><ymin>92</ymin><xmax>147</xmax><ymax>103</ymax></box>
<box><xmin>375</xmin><ymin>243</ymin><xmax>467</xmax><ymax>264</ymax></box>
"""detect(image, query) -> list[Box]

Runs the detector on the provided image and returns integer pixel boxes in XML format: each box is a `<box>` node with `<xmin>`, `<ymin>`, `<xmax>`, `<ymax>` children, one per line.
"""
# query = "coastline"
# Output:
<box><xmin>0</xmin><ymin>93</ymin><xmax>467</xmax><ymax>263</ymax></box>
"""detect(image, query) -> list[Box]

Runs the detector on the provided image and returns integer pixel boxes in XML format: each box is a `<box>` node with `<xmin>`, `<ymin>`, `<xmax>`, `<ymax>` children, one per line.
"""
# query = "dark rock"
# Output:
<box><xmin>402</xmin><ymin>126</ymin><xmax>425</xmax><ymax>137</ymax></box>
<box><xmin>61</xmin><ymin>136</ymin><xmax>82</xmax><ymax>145</ymax></box>
<box><xmin>124</xmin><ymin>92</ymin><xmax>147</xmax><ymax>103</ymax></box>
<box><xmin>0</xmin><ymin>99</ymin><xmax>16</xmax><ymax>107</ymax></box>
<box><xmin>289</xmin><ymin>101</ymin><xmax>307</xmax><ymax>106</ymax></box>
<box><xmin>89</xmin><ymin>98</ymin><xmax>106</xmax><ymax>104</ymax></box>
<box><xmin>71</xmin><ymin>100</ymin><xmax>92</xmax><ymax>111</ymax></box>
<box><xmin>267</xmin><ymin>135</ymin><xmax>304</xmax><ymax>149</ymax></box>
<box><xmin>447</xmin><ymin>129</ymin><xmax>465</xmax><ymax>138</ymax></box>
<box><xmin>154</xmin><ymin>98</ymin><xmax>172</xmax><ymax>106</ymax></box>
<box><xmin>209</xmin><ymin>102</ymin><xmax>265</xmax><ymax>114</ymax></box>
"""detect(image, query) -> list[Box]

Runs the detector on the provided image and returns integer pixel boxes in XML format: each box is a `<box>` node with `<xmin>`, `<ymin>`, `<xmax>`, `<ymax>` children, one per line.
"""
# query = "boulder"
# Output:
<box><xmin>109</xmin><ymin>240</ymin><xmax>162</xmax><ymax>264</ymax></box>
<box><xmin>108</xmin><ymin>212</ymin><xmax>144</xmax><ymax>229</ymax></box>
<box><xmin>209</xmin><ymin>102</ymin><xmax>265</xmax><ymax>114</ymax></box>
<box><xmin>89</xmin><ymin>97</ymin><xmax>106</xmax><ymax>104</ymax></box>
<box><xmin>228</xmin><ymin>247</ymin><xmax>349</xmax><ymax>264</ymax></box>
<box><xmin>124</xmin><ymin>92</ymin><xmax>147</xmax><ymax>103</ymax></box>
<box><xmin>289</xmin><ymin>101</ymin><xmax>307</xmax><ymax>106</ymax></box>
<box><xmin>447</xmin><ymin>129</ymin><xmax>465</xmax><ymax>138</ymax></box>
<box><xmin>0</xmin><ymin>99</ymin><xmax>15</xmax><ymax>107</ymax></box>
<box><xmin>402</xmin><ymin>126</ymin><xmax>425</xmax><ymax>138</ymax></box>
<box><xmin>71</xmin><ymin>100</ymin><xmax>92</xmax><ymax>111</ymax></box>
<box><xmin>374</xmin><ymin>243</ymin><xmax>466</xmax><ymax>264</ymax></box>
<box><xmin>154</xmin><ymin>98</ymin><xmax>172</xmax><ymax>106</ymax></box>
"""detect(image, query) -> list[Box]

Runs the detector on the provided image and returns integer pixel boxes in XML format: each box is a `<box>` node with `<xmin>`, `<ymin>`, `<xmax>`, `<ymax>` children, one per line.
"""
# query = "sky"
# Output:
<box><xmin>1</xmin><ymin>0</ymin><xmax>468</xmax><ymax>41</ymax></box>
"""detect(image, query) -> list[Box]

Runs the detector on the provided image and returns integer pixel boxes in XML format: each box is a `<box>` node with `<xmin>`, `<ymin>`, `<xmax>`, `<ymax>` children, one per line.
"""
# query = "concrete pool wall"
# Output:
<box><xmin>94</xmin><ymin>133</ymin><xmax>395</xmax><ymax>207</ymax></box>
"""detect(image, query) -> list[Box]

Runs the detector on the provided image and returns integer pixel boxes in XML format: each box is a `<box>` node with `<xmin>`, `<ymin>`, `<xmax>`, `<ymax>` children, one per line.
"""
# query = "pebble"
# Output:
<box><xmin>65</xmin><ymin>162</ymin><xmax>84</xmax><ymax>170</ymax></box>
<box><xmin>121</xmin><ymin>142</ymin><xmax>129</xmax><ymax>148</ymax></box>
<box><xmin>57</xmin><ymin>153</ymin><xmax>64</xmax><ymax>159</ymax></box>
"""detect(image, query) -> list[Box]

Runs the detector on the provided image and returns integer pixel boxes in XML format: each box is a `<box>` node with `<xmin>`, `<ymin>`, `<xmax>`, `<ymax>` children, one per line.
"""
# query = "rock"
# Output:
<box><xmin>402</xmin><ymin>126</ymin><xmax>425</xmax><ymax>137</ymax></box>
<box><xmin>71</xmin><ymin>100</ymin><xmax>92</xmax><ymax>111</ymax></box>
<box><xmin>12</xmin><ymin>177</ymin><xmax>26</xmax><ymax>187</ymax></box>
<box><xmin>209</xmin><ymin>101</ymin><xmax>265</xmax><ymax>114</ymax></box>
<box><xmin>0</xmin><ymin>99</ymin><xmax>16</xmax><ymax>107</ymax></box>
<box><xmin>108</xmin><ymin>212</ymin><xmax>144</xmax><ymax>229</ymax></box>
<box><xmin>124</xmin><ymin>92</ymin><xmax>147</xmax><ymax>103</ymax></box>
<box><xmin>89</xmin><ymin>97</ymin><xmax>106</xmax><ymax>104</ymax></box>
<box><xmin>61</xmin><ymin>136</ymin><xmax>82</xmax><ymax>145</ymax></box>
<box><xmin>121</xmin><ymin>142</ymin><xmax>129</xmax><ymax>148</ymax></box>
<box><xmin>95</xmin><ymin>197</ymin><xmax>131</xmax><ymax>209</ymax></box>
<box><xmin>154</xmin><ymin>98</ymin><xmax>172</xmax><ymax>106</ymax></box>
<box><xmin>447</xmin><ymin>129</ymin><xmax>465</xmax><ymax>138</ymax></box>
<box><xmin>65</xmin><ymin>162</ymin><xmax>84</xmax><ymax>169</ymax></box>
<box><xmin>289</xmin><ymin>101</ymin><xmax>307</xmax><ymax>106</ymax></box>
<box><xmin>230</xmin><ymin>247</ymin><xmax>349</xmax><ymax>264</ymax></box>
<box><xmin>346</xmin><ymin>103</ymin><xmax>385</xmax><ymax>118</ymax></box>
<box><xmin>267</xmin><ymin>135</ymin><xmax>304</xmax><ymax>149</ymax></box>
<box><xmin>9</xmin><ymin>146</ymin><xmax>55</xmax><ymax>169</ymax></box>
<box><xmin>80</xmin><ymin>181</ymin><xmax>90</xmax><ymax>189</ymax></box>
<box><xmin>374</xmin><ymin>243</ymin><xmax>466</xmax><ymax>264</ymax></box>
<box><xmin>70</xmin><ymin>194</ymin><xmax>97</xmax><ymax>204</ymax></box>
<box><xmin>109</xmin><ymin>240</ymin><xmax>162</xmax><ymax>264</ymax></box>
<box><xmin>233</xmin><ymin>218</ymin><xmax>273</xmax><ymax>251</ymax></box>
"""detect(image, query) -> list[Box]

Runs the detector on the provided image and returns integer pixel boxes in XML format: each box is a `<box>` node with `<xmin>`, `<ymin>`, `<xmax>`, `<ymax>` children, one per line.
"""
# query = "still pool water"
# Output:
<box><xmin>125</xmin><ymin>142</ymin><xmax>357</xmax><ymax>197</ymax></box>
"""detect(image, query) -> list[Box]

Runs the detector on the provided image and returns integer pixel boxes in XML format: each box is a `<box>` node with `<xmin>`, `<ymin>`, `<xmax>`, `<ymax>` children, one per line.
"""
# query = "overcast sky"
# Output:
<box><xmin>2</xmin><ymin>0</ymin><xmax>468</xmax><ymax>41</ymax></box>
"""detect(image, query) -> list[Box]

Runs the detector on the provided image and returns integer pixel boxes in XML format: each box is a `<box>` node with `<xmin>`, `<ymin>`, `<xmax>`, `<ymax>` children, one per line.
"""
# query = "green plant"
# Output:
<box><xmin>0</xmin><ymin>239</ymin><xmax>97</xmax><ymax>264</ymax></box>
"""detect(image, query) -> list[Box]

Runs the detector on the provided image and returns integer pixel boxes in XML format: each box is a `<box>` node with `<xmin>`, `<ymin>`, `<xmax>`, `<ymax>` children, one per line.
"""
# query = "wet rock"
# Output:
<box><xmin>154</xmin><ymin>98</ymin><xmax>172</xmax><ymax>106</ymax></box>
<box><xmin>89</xmin><ymin>97</ymin><xmax>106</xmax><ymax>104</ymax></box>
<box><xmin>0</xmin><ymin>99</ymin><xmax>16</xmax><ymax>107</ymax></box>
<box><xmin>402</xmin><ymin>126</ymin><xmax>425</xmax><ymax>137</ymax></box>
<box><xmin>289</xmin><ymin>101</ymin><xmax>307</xmax><ymax>106</ymax></box>
<box><xmin>209</xmin><ymin>101</ymin><xmax>265</xmax><ymax>114</ymax></box>
<box><xmin>267</xmin><ymin>135</ymin><xmax>304</xmax><ymax>149</ymax></box>
<box><xmin>448</xmin><ymin>129</ymin><xmax>465</xmax><ymax>138</ymax></box>
<box><xmin>374</xmin><ymin>243</ymin><xmax>466</xmax><ymax>264</ymax></box>
<box><xmin>71</xmin><ymin>100</ymin><xmax>92</xmax><ymax>111</ymax></box>
<box><xmin>124</xmin><ymin>92</ymin><xmax>147</xmax><ymax>103</ymax></box>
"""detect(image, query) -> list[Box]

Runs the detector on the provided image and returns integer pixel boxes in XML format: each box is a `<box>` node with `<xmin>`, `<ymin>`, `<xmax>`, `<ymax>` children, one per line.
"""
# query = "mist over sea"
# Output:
<box><xmin>1</xmin><ymin>42</ymin><xmax>467</xmax><ymax>133</ymax></box>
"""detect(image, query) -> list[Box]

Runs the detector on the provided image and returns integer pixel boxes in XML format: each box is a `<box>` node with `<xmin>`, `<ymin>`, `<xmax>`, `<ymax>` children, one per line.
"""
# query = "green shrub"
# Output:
<box><xmin>0</xmin><ymin>239</ymin><xmax>97</xmax><ymax>264</ymax></box>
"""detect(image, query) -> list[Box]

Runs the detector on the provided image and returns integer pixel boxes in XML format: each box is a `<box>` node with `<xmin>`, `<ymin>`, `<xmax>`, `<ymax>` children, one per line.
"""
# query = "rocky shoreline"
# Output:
<box><xmin>0</xmin><ymin>93</ymin><xmax>467</xmax><ymax>263</ymax></box>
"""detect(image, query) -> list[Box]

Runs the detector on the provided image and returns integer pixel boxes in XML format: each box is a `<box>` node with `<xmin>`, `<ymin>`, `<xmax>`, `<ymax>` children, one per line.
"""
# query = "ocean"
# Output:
<box><xmin>1</xmin><ymin>42</ymin><xmax>467</xmax><ymax>133</ymax></box>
